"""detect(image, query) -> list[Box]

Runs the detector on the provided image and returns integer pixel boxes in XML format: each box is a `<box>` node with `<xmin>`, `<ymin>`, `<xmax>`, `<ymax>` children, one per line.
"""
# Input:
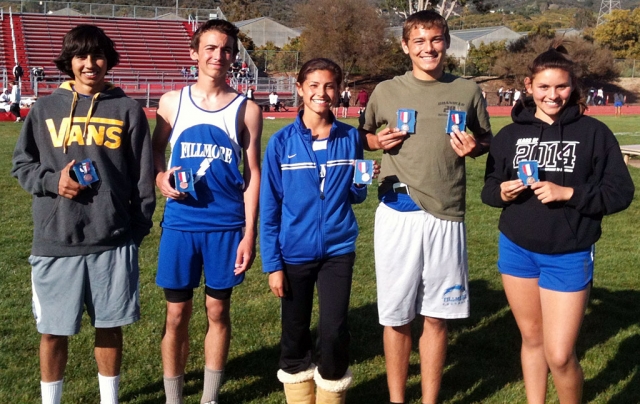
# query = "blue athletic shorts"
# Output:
<box><xmin>156</xmin><ymin>228</ymin><xmax>245</xmax><ymax>290</ymax></box>
<box><xmin>497</xmin><ymin>232</ymin><xmax>594</xmax><ymax>292</ymax></box>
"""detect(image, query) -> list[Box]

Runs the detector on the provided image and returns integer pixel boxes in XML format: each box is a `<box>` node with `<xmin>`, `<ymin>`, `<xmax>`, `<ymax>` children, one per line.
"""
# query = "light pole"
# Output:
<box><xmin>175</xmin><ymin>0</ymin><xmax>178</xmax><ymax>17</ymax></box>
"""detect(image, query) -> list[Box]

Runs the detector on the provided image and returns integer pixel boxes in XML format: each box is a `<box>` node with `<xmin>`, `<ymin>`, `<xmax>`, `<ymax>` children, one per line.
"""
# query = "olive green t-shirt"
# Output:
<box><xmin>360</xmin><ymin>72</ymin><xmax>491</xmax><ymax>221</ymax></box>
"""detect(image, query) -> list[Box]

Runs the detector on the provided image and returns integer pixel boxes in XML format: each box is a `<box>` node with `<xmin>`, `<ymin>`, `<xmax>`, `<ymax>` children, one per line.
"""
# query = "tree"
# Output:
<box><xmin>221</xmin><ymin>0</ymin><xmax>263</xmax><ymax>22</ymax></box>
<box><xmin>445</xmin><ymin>54</ymin><xmax>460</xmax><ymax>73</ymax></box>
<box><xmin>593</xmin><ymin>8</ymin><xmax>640</xmax><ymax>60</ymax></box>
<box><xmin>376</xmin><ymin>0</ymin><xmax>493</xmax><ymax>20</ymax></box>
<box><xmin>238</xmin><ymin>32</ymin><xmax>256</xmax><ymax>52</ymax></box>
<box><xmin>251</xmin><ymin>42</ymin><xmax>281</xmax><ymax>74</ymax></box>
<box><xmin>467</xmin><ymin>40</ymin><xmax>506</xmax><ymax>75</ymax></box>
<box><xmin>573</xmin><ymin>8</ymin><xmax>596</xmax><ymax>30</ymax></box>
<box><xmin>492</xmin><ymin>35</ymin><xmax>619</xmax><ymax>85</ymax></box>
<box><xmin>528</xmin><ymin>21</ymin><xmax>556</xmax><ymax>39</ymax></box>
<box><xmin>425</xmin><ymin>0</ymin><xmax>495</xmax><ymax>19</ymax></box>
<box><xmin>296</xmin><ymin>0</ymin><xmax>388</xmax><ymax>81</ymax></box>
<box><xmin>375</xmin><ymin>37</ymin><xmax>414</xmax><ymax>76</ymax></box>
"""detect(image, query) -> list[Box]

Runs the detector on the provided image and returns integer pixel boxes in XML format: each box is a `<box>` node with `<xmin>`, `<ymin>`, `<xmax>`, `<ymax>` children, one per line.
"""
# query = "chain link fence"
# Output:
<box><xmin>613</xmin><ymin>59</ymin><xmax>638</xmax><ymax>78</ymax></box>
<box><xmin>0</xmin><ymin>0</ymin><xmax>219</xmax><ymax>21</ymax></box>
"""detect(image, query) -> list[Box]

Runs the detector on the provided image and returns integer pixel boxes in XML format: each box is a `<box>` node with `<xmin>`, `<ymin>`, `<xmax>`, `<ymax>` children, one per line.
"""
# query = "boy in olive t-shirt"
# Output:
<box><xmin>358</xmin><ymin>10</ymin><xmax>492</xmax><ymax>404</ymax></box>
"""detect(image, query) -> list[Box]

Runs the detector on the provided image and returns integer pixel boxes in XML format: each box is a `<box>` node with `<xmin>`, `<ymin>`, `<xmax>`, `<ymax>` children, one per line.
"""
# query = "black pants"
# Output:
<box><xmin>9</xmin><ymin>103</ymin><xmax>20</xmax><ymax>119</ymax></box>
<box><xmin>279</xmin><ymin>252</ymin><xmax>355</xmax><ymax>380</ymax></box>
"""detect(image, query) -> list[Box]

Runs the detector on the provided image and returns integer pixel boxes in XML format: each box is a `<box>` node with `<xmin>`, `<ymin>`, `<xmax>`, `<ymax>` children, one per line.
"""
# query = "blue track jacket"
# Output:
<box><xmin>260</xmin><ymin>113</ymin><xmax>367</xmax><ymax>273</ymax></box>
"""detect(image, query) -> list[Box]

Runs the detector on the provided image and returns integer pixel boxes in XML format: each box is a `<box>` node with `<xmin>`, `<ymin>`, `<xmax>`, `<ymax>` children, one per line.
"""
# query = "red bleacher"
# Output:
<box><xmin>13</xmin><ymin>13</ymin><xmax>195</xmax><ymax>96</ymax></box>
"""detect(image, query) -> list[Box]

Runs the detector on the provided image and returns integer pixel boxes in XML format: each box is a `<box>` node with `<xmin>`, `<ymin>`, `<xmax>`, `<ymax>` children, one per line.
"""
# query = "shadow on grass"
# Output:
<box><xmin>582</xmin><ymin>287</ymin><xmax>640</xmax><ymax>403</ymax></box>
<box><xmin>121</xmin><ymin>285</ymin><xmax>639</xmax><ymax>403</ymax></box>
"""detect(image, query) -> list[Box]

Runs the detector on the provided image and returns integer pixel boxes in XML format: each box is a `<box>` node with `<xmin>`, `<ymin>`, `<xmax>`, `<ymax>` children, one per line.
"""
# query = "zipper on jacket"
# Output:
<box><xmin>301</xmin><ymin>128</ymin><xmax>327</xmax><ymax>260</ymax></box>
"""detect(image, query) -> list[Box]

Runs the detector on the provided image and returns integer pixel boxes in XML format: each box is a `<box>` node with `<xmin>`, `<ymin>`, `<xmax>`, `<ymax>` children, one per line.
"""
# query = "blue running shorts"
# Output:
<box><xmin>156</xmin><ymin>228</ymin><xmax>244</xmax><ymax>290</ymax></box>
<box><xmin>498</xmin><ymin>232</ymin><xmax>594</xmax><ymax>292</ymax></box>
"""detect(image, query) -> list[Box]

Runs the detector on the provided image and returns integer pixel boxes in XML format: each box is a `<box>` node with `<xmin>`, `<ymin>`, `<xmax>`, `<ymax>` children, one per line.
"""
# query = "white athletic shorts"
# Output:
<box><xmin>30</xmin><ymin>240</ymin><xmax>140</xmax><ymax>335</ymax></box>
<box><xmin>375</xmin><ymin>203</ymin><xmax>470</xmax><ymax>326</ymax></box>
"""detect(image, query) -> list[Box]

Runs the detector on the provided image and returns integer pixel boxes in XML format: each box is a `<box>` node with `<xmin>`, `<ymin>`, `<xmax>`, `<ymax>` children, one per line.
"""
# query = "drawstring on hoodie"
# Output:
<box><xmin>61</xmin><ymin>82</ymin><xmax>101</xmax><ymax>153</ymax></box>
<box><xmin>559</xmin><ymin>124</ymin><xmax>565</xmax><ymax>186</ymax></box>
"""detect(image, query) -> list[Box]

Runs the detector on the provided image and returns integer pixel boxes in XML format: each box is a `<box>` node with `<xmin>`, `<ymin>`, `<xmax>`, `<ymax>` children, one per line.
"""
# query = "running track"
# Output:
<box><xmin>3</xmin><ymin>105</ymin><xmax>639</xmax><ymax>122</ymax></box>
<box><xmin>143</xmin><ymin>105</ymin><xmax>640</xmax><ymax>120</ymax></box>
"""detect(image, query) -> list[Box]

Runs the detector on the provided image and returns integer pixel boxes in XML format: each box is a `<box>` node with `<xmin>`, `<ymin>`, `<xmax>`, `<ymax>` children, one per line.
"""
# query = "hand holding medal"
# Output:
<box><xmin>354</xmin><ymin>160</ymin><xmax>374</xmax><ymax>185</ymax></box>
<box><xmin>518</xmin><ymin>160</ymin><xmax>539</xmax><ymax>186</ymax></box>
<box><xmin>156</xmin><ymin>166</ymin><xmax>188</xmax><ymax>200</ymax></box>
<box><xmin>71</xmin><ymin>158</ymin><xmax>99</xmax><ymax>186</ymax></box>
<box><xmin>397</xmin><ymin>109</ymin><xmax>416</xmax><ymax>133</ymax></box>
<box><xmin>173</xmin><ymin>168</ymin><xmax>195</xmax><ymax>193</ymax></box>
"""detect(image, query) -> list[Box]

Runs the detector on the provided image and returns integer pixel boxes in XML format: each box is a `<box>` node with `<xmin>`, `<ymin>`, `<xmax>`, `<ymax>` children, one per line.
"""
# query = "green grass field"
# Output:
<box><xmin>1</xmin><ymin>116</ymin><xmax>639</xmax><ymax>403</ymax></box>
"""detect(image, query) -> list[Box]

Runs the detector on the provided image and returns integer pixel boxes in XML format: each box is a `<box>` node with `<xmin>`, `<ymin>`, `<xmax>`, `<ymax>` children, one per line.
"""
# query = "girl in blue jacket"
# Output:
<box><xmin>260</xmin><ymin>58</ymin><xmax>374</xmax><ymax>403</ymax></box>
<box><xmin>482</xmin><ymin>47</ymin><xmax>634</xmax><ymax>404</ymax></box>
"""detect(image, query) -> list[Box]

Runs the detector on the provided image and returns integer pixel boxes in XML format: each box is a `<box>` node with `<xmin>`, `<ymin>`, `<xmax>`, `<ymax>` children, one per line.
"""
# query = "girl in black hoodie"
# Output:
<box><xmin>482</xmin><ymin>47</ymin><xmax>634</xmax><ymax>403</ymax></box>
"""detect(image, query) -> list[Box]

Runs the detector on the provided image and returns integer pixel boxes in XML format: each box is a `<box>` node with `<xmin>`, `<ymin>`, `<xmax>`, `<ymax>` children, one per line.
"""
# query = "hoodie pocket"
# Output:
<box><xmin>39</xmin><ymin>190</ymin><xmax>130</xmax><ymax>245</ymax></box>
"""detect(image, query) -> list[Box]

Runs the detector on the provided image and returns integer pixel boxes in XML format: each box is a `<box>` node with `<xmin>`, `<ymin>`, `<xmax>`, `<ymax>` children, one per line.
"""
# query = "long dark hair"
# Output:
<box><xmin>527</xmin><ymin>45</ymin><xmax>586</xmax><ymax>114</ymax></box>
<box><xmin>296</xmin><ymin>58</ymin><xmax>343</xmax><ymax>109</ymax></box>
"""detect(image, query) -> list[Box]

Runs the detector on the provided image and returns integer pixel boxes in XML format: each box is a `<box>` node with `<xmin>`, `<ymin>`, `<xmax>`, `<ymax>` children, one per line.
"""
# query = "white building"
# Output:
<box><xmin>234</xmin><ymin>17</ymin><xmax>301</xmax><ymax>48</ymax></box>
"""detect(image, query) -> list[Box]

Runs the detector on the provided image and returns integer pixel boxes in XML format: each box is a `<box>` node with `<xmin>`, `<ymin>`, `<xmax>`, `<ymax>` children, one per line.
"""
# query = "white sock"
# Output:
<box><xmin>164</xmin><ymin>374</ymin><xmax>184</xmax><ymax>404</ymax></box>
<box><xmin>201</xmin><ymin>368</ymin><xmax>223</xmax><ymax>404</ymax></box>
<box><xmin>98</xmin><ymin>373</ymin><xmax>120</xmax><ymax>404</ymax></box>
<box><xmin>41</xmin><ymin>380</ymin><xmax>63</xmax><ymax>404</ymax></box>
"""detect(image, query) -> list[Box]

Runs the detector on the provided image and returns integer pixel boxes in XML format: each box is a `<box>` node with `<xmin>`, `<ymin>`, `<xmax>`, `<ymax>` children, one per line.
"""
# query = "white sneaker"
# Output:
<box><xmin>15</xmin><ymin>117</ymin><xmax>22</xmax><ymax>122</ymax></box>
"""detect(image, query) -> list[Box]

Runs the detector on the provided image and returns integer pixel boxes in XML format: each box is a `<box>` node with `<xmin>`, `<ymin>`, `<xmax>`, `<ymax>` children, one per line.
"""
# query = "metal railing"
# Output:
<box><xmin>0</xmin><ymin>0</ymin><xmax>221</xmax><ymax>21</ymax></box>
<box><xmin>2</xmin><ymin>66</ymin><xmax>296</xmax><ymax>107</ymax></box>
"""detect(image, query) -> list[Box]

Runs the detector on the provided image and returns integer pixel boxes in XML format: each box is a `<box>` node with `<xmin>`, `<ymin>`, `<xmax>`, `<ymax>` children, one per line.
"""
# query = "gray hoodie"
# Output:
<box><xmin>12</xmin><ymin>81</ymin><xmax>155</xmax><ymax>256</ymax></box>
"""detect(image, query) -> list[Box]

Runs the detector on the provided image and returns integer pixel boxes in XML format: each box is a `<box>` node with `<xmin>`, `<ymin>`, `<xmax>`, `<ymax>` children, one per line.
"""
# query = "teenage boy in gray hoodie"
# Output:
<box><xmin>11</xmin><ymin>25</ymin><xmax>155</xmax><ymax>404</ymax></box>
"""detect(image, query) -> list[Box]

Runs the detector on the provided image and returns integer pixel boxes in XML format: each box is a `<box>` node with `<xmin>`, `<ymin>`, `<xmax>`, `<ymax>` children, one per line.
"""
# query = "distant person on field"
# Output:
<box><xmin>152</xmin><ymin>19</ymin><xmax>262</xmax><ymax>404</ymax></box>
<box><xmin>0</xmin><ymin>87</ymin><xmax>11</xmax><ymax>112</ymax></box>
<box><xmin>11</xmin><ymin>24</ymin><xmax>155</xmax><ymax>404</ymax></box>
<box><xmin>356</xmin><ymin>89</ymin><xmax>369</xmax><ymax>114</ymax></box>
<box><xmin>614</xmin><ymin>92</ymin><xmax>626</xmax><ymax>117</ymax></box>
<box><xmin>13</xmin><ymin>63</ymin><xmax>24</xmax><ymax>82</ymax></box>
<box><xmin>269</xmin><ymin>91</ymin><xmax>279</xmax><ymax>111</ymax></box>
<box><xmin>9</xmin><ymin>81</ymin><xmax>22</xmax><ymax>121</ymax></box>
<box><xmin>482</xmin><ymin>46</ymin><xmax>634</xmax><ymax>404</ymax></box>
<box><xmin>596</xmin><ymin>87</ymin><xmax>604</xmax><ymax>105</ymax></box>
<box><xmin>586</xmin><ymin>87</ymin><xmax>595</xmax><ymax>105</ymax></box>
<box><xmin>504</xmin><ymin>88</ymin><xmax>511</xmax><ymax>106</ymax></box>
<box><xmin>340</xmin><ymin>86</ymin><xmax>351</xmax><ymax>118</ymax></box>
<box><xmin>513</xmin><ymin>88</ymin><xmax>521</xmax><ymax>105</ymax></box>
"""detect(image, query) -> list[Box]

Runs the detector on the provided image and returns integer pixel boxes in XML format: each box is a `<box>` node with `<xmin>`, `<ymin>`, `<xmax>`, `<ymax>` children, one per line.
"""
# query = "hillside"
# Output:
<box><xmin>67</xmin><ymin>0</ymin><xmax>640</xmax><ymax>27</ymax></box>
<box><xmin>487</xmin><ymin>0</ymin><xmax>640</xmax><ymax>13</ymax></box>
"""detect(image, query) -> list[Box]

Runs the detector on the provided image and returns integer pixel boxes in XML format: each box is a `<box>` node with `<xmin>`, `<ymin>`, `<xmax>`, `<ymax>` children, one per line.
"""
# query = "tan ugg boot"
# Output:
<box><xmin>277</xmin><ymin>365</ymin><xmax>316</xmax><ymax>404</ymax></box>
<box><xmin>314</xmin><ymin>367</ymin><xmax>352</xmax><ymax>404</ymax></box>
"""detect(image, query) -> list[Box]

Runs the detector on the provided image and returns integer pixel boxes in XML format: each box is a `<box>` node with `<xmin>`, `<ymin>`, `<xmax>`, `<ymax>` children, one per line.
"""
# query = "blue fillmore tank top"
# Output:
<box><xmin>162</xmin><ymin>86</ymin><xmax>247</xmax><ymax>231</ymax></box>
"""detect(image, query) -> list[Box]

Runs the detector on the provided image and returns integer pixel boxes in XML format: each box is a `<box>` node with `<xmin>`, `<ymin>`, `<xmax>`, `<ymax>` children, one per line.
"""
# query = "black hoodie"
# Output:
<box><xmin>482</xmin><ymin>98</ymin><xmax>634</xmax><ymax>254</ymax></box>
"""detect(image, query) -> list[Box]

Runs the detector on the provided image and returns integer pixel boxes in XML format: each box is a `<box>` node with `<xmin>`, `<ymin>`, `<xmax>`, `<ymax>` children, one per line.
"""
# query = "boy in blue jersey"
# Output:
<box><xmin>152</xmin><ymin>19</ymin><xmax>262</xmax><ymax>404</ymax></box>
<box><xmin>12</xmin><ymin>25</ymin><xmax>155</xmax><ymax>404</ymax></box>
